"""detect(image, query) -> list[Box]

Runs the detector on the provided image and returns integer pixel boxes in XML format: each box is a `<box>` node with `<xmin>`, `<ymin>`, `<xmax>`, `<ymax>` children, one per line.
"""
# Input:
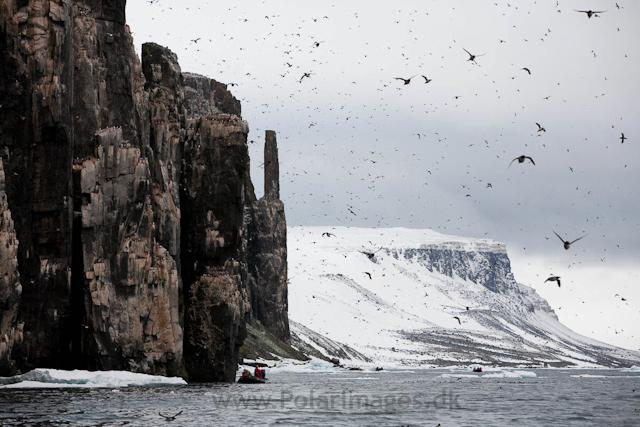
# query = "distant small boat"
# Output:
<box><xmin>348</xmin><ymin>367</ymin><xmax>363</xmax><ymax>371</ymax></box>
<box><xmin>472</xmin><ymin>367</ymin><xmax>483</xmax><ymax>373</ymax></box>
<box><xmin>375</xmin><ymin>367</ymin><xmax>384</xmax><ymax>371</ymax></box>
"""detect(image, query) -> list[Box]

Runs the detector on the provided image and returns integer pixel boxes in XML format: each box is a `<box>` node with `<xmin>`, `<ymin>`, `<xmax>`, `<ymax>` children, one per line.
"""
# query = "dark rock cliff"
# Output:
<box><xmin>0</xmin><ymin>0</ymin><xmax>289</xmax><ymax>381</ymax></box>
<box><xmin>246</xmin><ymin>131</ymin><xmax>290</xmax><ymax>344</ymax></box>
<box><xmin>0</xmin><ymin>158</ymin><xmax>21</xmax><ymax>374</ymax></box>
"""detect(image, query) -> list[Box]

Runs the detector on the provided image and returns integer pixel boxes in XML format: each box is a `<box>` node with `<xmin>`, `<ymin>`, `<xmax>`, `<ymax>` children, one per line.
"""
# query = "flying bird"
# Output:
<box><xmin>620</xmin><ymin>133</ymin><xmax>627</xmax><ymax>143</ymax></box>
<box><xmin>536</xmin><ymin>122</ymin><xmax>546</xmax><ymax>132</ymax></box>
<box><xmin>364</xmin><ymin>272</ymin><xmax>372</xmax><ymax>280</ymax></box>
<box><xmin>574</xmin><ymin>9</ymin><xmax>607</xmax><ymax>18</ymax></box>
<box><xmin>322</xmin><ymin>232</ymin><xmax>336</xmax><ymax>237</ymax></box>
<box><xmin>299</xmin><ymin>72</ymin><xmax>312</xmax><ymax>83</ymax></box>
<box><xmin>463</xmin><ymin>48</ymin><xmax>484</xmax><ymax>63</ymax></box>
<box><xmin>508</xmin><ymin>155</ymin><xmax>535</xmax><ymax>168</ymax></box>
<box><xmin>360</xmin><ymin>248</ymin><xmax>382</xmax><ymax>259</ymax></box>
<box><xmin>453</xmin><ymin>316</ymin><xmax>461</xmax><ymax>325</ymax></box>
<box><xmin>159</xmin><ymin>411</ymin><xmax>183</xmax><ymax>421</ymax></box>
<box><xmin>544</xmin><ymin>276</ymin><xmax>561</xmax><ymax>287</ymax></box>
<box><xmin>521</xmin><ymin>67</ymin><xmax>531</xmax><ymax>75</ymax></box>
<box><xmin>395</xmin><ymin>76</ymin><xmax>415</xmax><ymax>85</ymax></box>
<box><xmin>422</xmin><ymin>75</ymin><xmax>433</xmax><ymax>84</ymax></box>
<box><xmin>553</xmin><ymin>230</ymin><xmax>586</xmax><ymax>250</ymax></box>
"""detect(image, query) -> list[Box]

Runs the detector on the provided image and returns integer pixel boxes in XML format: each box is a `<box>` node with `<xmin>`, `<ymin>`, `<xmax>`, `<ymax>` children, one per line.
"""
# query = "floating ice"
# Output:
<box><xmin>0</xmin><ymin>369</ymin><xmax>187</xmax><ymax>388</ymax></box>
<box><xmin>440</xmin><ymin>374</ymin><xmax>478</xmax><ymax>379</ymax></box>
<box><xmin>482</xmin><ymin>370</ymin><xmax>537</xmax><ymax>379</ymax></box>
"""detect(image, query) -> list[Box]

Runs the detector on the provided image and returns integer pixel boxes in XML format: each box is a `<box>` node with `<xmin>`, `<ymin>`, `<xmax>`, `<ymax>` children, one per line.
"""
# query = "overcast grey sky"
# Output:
<box><xmin>126</xmin><ymin>0</ymin><xmax>639</xmax><ymax>350</ymax></box>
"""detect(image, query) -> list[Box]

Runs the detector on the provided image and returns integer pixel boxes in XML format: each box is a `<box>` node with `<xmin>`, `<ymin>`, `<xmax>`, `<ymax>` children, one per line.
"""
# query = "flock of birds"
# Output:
<box><xmin>134</xmin><ymin>0</ymin><xmax>637</xmax><ymax>351</ymax></box>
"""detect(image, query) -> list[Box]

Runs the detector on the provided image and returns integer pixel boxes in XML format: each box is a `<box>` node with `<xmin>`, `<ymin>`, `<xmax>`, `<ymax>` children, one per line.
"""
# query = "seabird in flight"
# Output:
<box><xmin>553</xmin><ymin>230</ymin><xmax>586</xmax><ymax>250</ymax></box>
<box><xmin>508</xmin><ymin>155</ymin><xmax>535</xmax><ymax>168</ymax></box>
<box><xmin>544</xmin><ymin>276</ymin><xmax>561</xmax><ymax>287</ymax></box>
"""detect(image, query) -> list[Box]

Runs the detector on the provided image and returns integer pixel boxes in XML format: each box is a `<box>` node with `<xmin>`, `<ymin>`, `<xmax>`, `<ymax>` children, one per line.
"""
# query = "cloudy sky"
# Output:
<box><xmin>126</xmin><ymin>0</ymin><xmax>639</xmax><ymax>351</ymax></box>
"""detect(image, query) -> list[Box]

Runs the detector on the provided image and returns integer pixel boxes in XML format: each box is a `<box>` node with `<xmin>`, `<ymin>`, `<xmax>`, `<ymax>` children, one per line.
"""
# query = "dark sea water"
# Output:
<box><xmin>1</xmin><ymin>369</ymin><xmax>639</xmax><ymax>426</ymax></box>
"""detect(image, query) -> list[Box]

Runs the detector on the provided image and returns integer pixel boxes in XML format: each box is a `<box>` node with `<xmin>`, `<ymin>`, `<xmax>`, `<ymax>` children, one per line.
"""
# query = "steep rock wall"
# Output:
<box><xmin>0</xmin><ymin>158</ymin><xmax>21</xmax><ymax>375</ymax></box>
<box><xmin>246</xmin><ymin>131</ymin><xmax>289</xmax><ymax>344</ymax></box>
<box><xmin>0</xmin><ymin>1</ymin><xmax>288</xmax><ymax>381</ymax></box>
<box><xmin>180</xmin><ymin>111</ymin><xmax>251</xmax><ymax>382</ymax></box>
<box><xmin>1</xmin><ymin>0</ymin><xmax>77</xmax><ymax>372</ymax></box>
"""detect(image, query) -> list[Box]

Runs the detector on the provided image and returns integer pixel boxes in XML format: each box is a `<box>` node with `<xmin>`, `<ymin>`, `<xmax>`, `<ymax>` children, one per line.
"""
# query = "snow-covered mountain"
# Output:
<box><xmin>288</xmin><ymin>226</ymin><xmax>640</xmax><ymax>368</ymax></box>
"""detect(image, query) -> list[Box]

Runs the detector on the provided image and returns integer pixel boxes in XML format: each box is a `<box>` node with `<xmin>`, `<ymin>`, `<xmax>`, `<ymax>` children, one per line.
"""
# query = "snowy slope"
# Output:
<box><xmin>288</xmin><ymin>226</ymin><xmax>640</xmax><ymax>368</ymax></box>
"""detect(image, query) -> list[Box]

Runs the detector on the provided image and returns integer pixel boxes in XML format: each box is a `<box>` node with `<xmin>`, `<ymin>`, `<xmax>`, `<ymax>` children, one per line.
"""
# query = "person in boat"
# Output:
<box><xmin>241</xmin><ymin>369</ymin><xmax>250</xmax><ymax>378</ymax></box>
<box><xmin>254</xmin><ymin>365</ymin><xmax>266</xmax><ymax>379</ymax></box>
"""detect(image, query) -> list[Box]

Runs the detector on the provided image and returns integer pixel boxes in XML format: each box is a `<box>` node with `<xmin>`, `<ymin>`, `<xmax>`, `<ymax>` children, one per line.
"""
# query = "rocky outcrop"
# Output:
<box><xmin>0</xmin><ymin>159</ymin><xmax>21</xmax><ymax>375</ymax></box>
<box><xmin>246</xmin><ymin>131</ymin><xmax>290</xmax><ymax>344</ymax></box>
<box><xmin>73</xmin><ymin>126</ymin><xmax>183</xmax><ymax>375</ymax></box>
<box><xmin>0</xmin><ymin>1</ymin><xmax>289</xmax><ymax>381</ymax></box>
<box><xmin>180</xmin><ymin>105</ymin><xmax>251</xmax><ymax>382</ymax></box>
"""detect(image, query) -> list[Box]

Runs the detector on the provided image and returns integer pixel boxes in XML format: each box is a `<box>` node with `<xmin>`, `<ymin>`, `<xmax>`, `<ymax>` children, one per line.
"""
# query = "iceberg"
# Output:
<box><xmin>482</xmin><ymin>370</ymin><xmax>537</xmax><ymax>379</ymax></box>
<box><xmin>0</xmin><ymin>369</ymin><xmax>187</xmax><ymax>388</ymax></box>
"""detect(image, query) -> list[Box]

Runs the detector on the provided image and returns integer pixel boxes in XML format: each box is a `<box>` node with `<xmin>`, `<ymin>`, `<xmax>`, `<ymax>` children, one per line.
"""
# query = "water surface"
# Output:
<box><xmin>1</xmin><ymin>369</ymin><xmax>638</xmax><ymax>426</ymax></box>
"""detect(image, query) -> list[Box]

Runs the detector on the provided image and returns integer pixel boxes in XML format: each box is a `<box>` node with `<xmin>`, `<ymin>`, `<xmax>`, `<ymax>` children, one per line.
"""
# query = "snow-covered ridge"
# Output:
<box><xmin>288</xmin><ymin>226</ymin><xmax>640</xmax><ymax>368</ymax></box>
<box><xmin>291</xmin><ymin>226</ymin><xmax>506</xmax><ymax>254</ymax></box>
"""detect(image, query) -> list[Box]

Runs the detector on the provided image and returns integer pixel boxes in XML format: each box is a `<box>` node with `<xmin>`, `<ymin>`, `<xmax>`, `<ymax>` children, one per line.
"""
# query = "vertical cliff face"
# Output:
<box><xmin>0</xmin><ymin>1</ymin><xmax>288</xmax><ymax>381</ymax></box>
<box><xmin>180</xmin><ymin>113</ymin><xmax>251</xmax><ymax>381</ymax></box>
<box><xmin>247</xmin><ymin>131</ymin><xmax>290</xmax><ymax>344</ymax></box>
<box><xmin>0</xmin><ymin>0</ymin><xmax>182</xmax><ymax>375</ymax></box>
<box><xmin>0</xmin><ymin>159</ymin><xmax>21</xmax><ymax>375</ymax></box>
<box><xmin>1</xmin><ymin>0</ymin><xmax>77</xmax><ymax>372</ymax></box>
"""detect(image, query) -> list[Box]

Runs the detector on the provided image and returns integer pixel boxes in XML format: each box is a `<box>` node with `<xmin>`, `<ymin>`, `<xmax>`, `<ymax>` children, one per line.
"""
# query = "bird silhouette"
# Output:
<box><xmin>364</xmin><ymin>272</ymin><xmax>372</xmax><ymax>280</ymax></box>
<box><xmin>299</xmin><ymin>72</ymin><xmax>312</xmax><ymax>83</ymax></box>
<box><xmin>322</xmin><ymin>232</ymin><xmax>336</xmax><ymax>237</ymax></box>
<box><xmin>553</xmin><ymin>230</ymin><xmax>586</xmax><ymax>250</ymax></box>
<box><xmin>536</xmin><ymin>122</ymin><xmax>546</xmax><ymax>132</ymax></box>
<box><xmin>360</xmin><ymin>248</ymin><xmax>382</xmax><ymax>259</ymax></box>
<box><xmin>159</xmin><ymin>411</ymin><xmax>183</xmax><ymax>421</ymax></box>
<box><xmin>574</xmin><ymin>9</ymin><xmax>607</xmax><ymax>18</ymax></box>
<box><xmin>422</xmin><ymin>75</ymin><xmax>433</xmax><ymax>84</ymax></box>
<box><xmin>453</xmin><ymin>316</ymin><xmax>461</xmax><ymax>325</ymax></box>
<box><xmin>463</xmin><ymin>48</ymin><xmax>484</xmax><ymax>62</ymax></box>
<box><xmin>395</xmin><ymin>76</ymin><xmax>415</xmax><ymax>85</ymax></box>
<box><xmin>620</xmin><ymin>133</ymin><xmax>627</xmax><ymax>143</ymax></box>
<box><xmin>521</xmin><ymin>67</ymin><xmax>531</xmax><ymax>75</ymax></box>
<box><xmin>544</xmin><ymin>276</ymin><xmax>561</xmax><ymax>287</ymax></box>
<box><xmin>508</xmin><ymin>155</ymin><xmax>535</xmax><ymax>168</ymax></box>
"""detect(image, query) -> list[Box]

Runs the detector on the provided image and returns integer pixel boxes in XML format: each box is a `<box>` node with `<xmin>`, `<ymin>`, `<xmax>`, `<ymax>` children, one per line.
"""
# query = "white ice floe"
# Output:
<box><xmin>0</xmin><ymin>369</ymin><xmax>187</xmax><ymax>388</ymax></box>
<box><xmin>440</xmin><ymin>370</ymin><xmax>536</xmax><ymax>379</ymax></box>
<box><xmin>482</xmin><ymin>370</ymin><xmax>537</xmax><ymax>378</ymax></box>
